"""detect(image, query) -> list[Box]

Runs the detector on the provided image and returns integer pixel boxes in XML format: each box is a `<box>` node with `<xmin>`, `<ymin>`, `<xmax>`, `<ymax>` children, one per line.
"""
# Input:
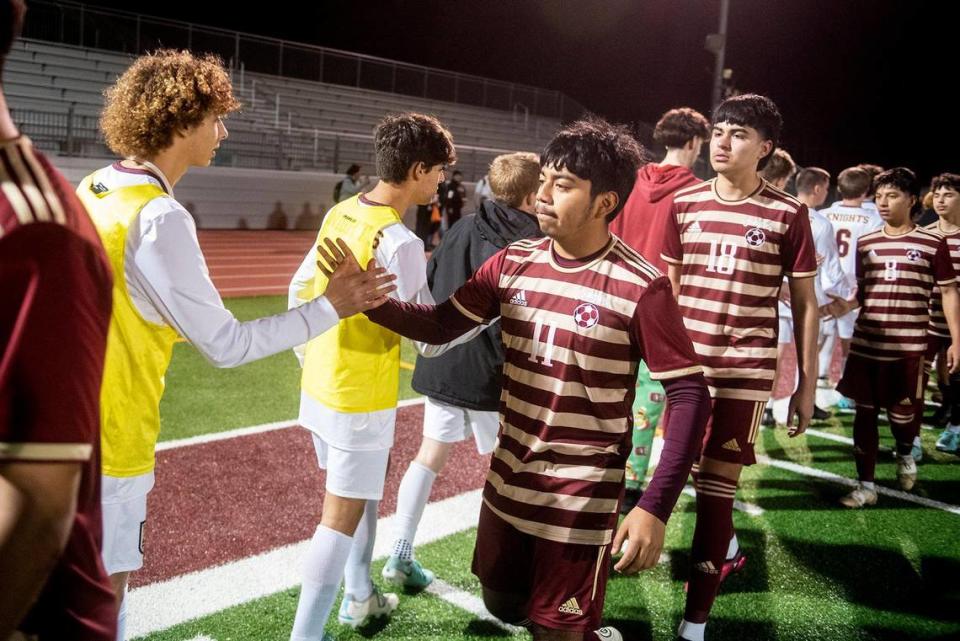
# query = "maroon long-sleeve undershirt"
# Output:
<box><xmin>366</xmin><ymin>298</ymin><xmax>710</xmax><ymax>524</ymax></box>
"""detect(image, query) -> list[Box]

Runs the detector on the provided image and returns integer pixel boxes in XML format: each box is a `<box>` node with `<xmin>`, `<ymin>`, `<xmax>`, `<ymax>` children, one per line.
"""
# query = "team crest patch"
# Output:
<box><xmin>745</xmin><ymin>227</ymin><xmax>766</xmax><ymax>247</ymax></box>
<box><xmin>573</xmin><ymin>302</ymin><xmax>600</xmax><ymax>329</ymax></box>
<box><xmin>906</xmin><ymin>248</ymin><xmax>922</xmax><ymax>262</ymax></box>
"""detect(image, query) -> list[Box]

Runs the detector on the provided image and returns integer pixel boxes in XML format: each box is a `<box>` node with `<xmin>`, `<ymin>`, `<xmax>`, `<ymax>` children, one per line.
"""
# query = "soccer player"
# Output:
<box><xmin>381</xmin><ymin>152</ymin><xmax>543</xmax><ymax>588</ymax></box>
<box><xmin>820</xmin><ymin>167</ymin><xmax>883</xmax><ymax>408</ymax></box>
<box><xmin>0</xmin><ymin>1</ymin><xmax>115</xmax><ymax>638</ymax></box>
<box><xmin>836</xmin><ymin>168</ymin><xmax>960</xmax><ymax>507</ymax></box>
<box><xmin>789</xmin><ymin>168</ymin><xmax>848</xmax><ymax>415</ymax></box>
<box><xmin>926</xmin><ymin>173</ymin><xmax>960</xmax><ymax>453</ymax></box>
<box><xmin>661</xmin><ymin>94</ymin><xmax>819</xmax><ymax>641</ymax></box>
<box><xmin>759</xmin><ymin>148</ymin><xmax>796</xmax><ymax>191</ymax></box>
<box><xmin>288</xmin><ymin>113</ymin><xmax>459</xmax><ymax>639</ymax></box>
<box><xmin>79</xmin><ymin>50</ymin><xmax>396</xmax><ymax>640</ymax></box>
<box><xmin>361</xmin><ymin>116</ymin><xmax>711</xmax><ymax>641</ymax></box>
<box><xmin>610</xmin><ymin>106</ymin><xmax>709</xmax><ymax>271</ymax></box>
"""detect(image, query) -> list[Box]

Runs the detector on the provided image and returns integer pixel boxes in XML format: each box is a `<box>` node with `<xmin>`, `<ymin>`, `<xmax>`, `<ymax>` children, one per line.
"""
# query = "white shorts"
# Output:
<box><xmin>422</xmin><ymin>397</ymin><xmax>499</xmax><ymax>455</ymax></box>
<box><xmin>312</xmin><ymin>432</ymin><xmax>390</xmax><ymax>500</ymax></box>
<box><xmin>101</xmin><ymin>471</ymin><xmax>154</xmax><ymax>575</ymax></box>
<box><xmin>837</xmin><ymin>308</ymin><xmax>860</xmax><ymax>340</ymax></box>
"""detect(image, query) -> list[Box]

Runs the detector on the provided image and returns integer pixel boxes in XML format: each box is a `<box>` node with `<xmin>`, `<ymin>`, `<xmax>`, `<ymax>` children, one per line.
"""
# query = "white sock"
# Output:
<box><xmin>949</xmin><ymin>424</ymin><xmax>960</xmax><ymax>434</ymax></box>
<box><xmin>116</xmin><ymin>588</ymin><xmax>127</xmax><ymax>641</ymax></box>
<box><xmin>344</xmin><ymin>500</ymin><xmax>378</xmax><ymax>602</ymax></box>
<box><xmin>392</xmin><ymin>461</ymin><xmax>437</xmax><ymax>560</ymax></box>
<box><xmin>726</xmin><ymin>533</ymin><xmax>739</xmax><ymax>561</ymax></box>
<box><xmin>290</xmin><ymin>525</ymin><xmax>353</xmax><ymax>640</ymax></box>
<box><xmin>819</xmin><ymin>334</ymin><xmax>836</xmax><ymax>377</ymax></box>
<box><xmin>678</xmin><ymin>619</ymin><xmax>706</xmax><ymax>641</ymax></box>
<box><xmin>765</xmin><ymin>398</ymin><xmax>774</xmax><ymax>410</ymax></box>
<box><xmin>913</xmin><ymin>436</ymin><xmax>921</xmax><ymax>447</ymax></box>
<box><xmin>862</xmin><ymin>481</ymin><xmax>876</xmax><ymax>491</ymax></box>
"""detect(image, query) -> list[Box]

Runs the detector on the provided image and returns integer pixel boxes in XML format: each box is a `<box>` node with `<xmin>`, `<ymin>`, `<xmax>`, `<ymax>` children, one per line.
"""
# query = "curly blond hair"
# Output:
<box><xmin>101</xmin><ymin>50</ymin><xmax>240</xmax><ymax>159</ymax></box>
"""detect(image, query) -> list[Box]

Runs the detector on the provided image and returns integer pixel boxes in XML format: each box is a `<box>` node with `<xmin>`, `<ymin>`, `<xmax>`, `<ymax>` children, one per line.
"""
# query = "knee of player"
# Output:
<box><xmin>482</xmin><ymin>590</ymin><xmax>526</xmax><ymax>625</ymax></box>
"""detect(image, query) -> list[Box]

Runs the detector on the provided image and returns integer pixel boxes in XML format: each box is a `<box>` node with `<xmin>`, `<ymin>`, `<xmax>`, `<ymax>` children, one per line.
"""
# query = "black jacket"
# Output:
<box><xmin>411</xmin><ymin>199</ymin><xmax>543</xmax><ymax>410</ymax></box>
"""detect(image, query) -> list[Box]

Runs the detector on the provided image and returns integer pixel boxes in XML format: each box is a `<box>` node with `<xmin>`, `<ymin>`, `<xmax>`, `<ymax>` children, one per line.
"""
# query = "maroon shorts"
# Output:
<box><xmin>700</xmin><ymin>397</ymin><xmax>766</xmax><ymax>465</ymax></box>
<box><xmin>837</xmin><ymin>353</ymin><xmax>923</xmax><ymax>414</ymax></box>
<box><xmin>471</xmin><ymin>501</ymin><xmax>611</xmax><ymax>632</ymax></box>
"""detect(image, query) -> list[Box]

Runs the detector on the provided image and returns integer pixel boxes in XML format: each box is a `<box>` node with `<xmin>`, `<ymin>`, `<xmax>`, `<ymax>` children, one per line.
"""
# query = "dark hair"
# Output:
<box><xmin>374</xmin><ymin>113</ymin><xmax>456</xmax><ymax>184</ymax></box>
<box><xmin>857</xmin><ymin>163</ymin><xmax>884</xmax><ymax>197</ymax></box>
<box><xmin>653</xmin><ymin>107</ymin><xmax>710</xmax><ymax>149</ymax></box>
<box><xmin>0</xmin><ymin>0</ymin><xmax>26</xmax><ymax>77</ymax></box>
<box><xmin>346</xmin><ymin>164</ymin><xmax>361</xmax><ymax>176</ymax></box>
<box><xmin>837</xmin><ymin>167</ymin><xmax>872</xmax><ymax>200</ymax></box>
<box><xmin>452</xmin><ymin>169</ymin><xmax>463</xmax><ymax>177</ymax></box>
<box><xmin>541</xmin><ymin>114</ymin><xmax>647</xmax><ymax>223</ymax></box>
<box><xmin>795</xmin><ymin>167</ymin><xmax>830</xmax><ymax>195</ymax></box>
<box><xmin>931</xmin><ymin>173</ymin><xmax>960</xmax><ymax>193</ymax></box>
<box><xmin>712</xmin><ymin>93</ymin><xmax>783</xmax><ymax>170</ymax></box>
<box><xmin>874</xmin><ymin>167</ymin><xmax>919</xmax><ymax>198</ymax></box>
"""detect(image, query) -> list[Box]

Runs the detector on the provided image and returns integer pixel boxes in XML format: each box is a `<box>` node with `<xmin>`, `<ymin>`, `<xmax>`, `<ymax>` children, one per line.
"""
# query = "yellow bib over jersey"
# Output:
<box><xmin>78</xmin><ymin>176</ymin><xmax>180</xmax><ymax>477</ymax></box>
<box><xmin>300</xmin><ymin>196</ymin><xmax>402</xmax><ymax>413</ymax></box>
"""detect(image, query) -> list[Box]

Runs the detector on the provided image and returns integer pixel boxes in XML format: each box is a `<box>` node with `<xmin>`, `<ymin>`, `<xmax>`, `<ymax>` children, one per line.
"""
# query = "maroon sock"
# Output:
<box><xmin>853</xmin><ymin>405</ymin><xmax>880</xmax><ymax>483</ymax></box>
<box><xmin>684</xmin><ymin>471</ymin><xmax>737</xmax><ymax>623</ymax></box>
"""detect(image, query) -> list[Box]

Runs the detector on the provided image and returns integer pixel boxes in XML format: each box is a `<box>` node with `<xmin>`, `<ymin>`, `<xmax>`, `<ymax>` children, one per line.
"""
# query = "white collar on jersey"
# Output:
<box><xmin>128</xmin><ymin>158</ymin><xmax>175</xmax><ymax>198</ymax></box>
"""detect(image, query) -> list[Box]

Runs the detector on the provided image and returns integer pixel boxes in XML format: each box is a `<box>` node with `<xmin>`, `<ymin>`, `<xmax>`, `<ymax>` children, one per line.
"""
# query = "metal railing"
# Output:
<box><xmin>12</xmin><ymin>107</ymin><xmax>525</xmax><ymax>180</ymax></box>
<box><xmin>22</xmin><ymin>0</ymin><xmax>587</xmax><ymax>122</ymax></box>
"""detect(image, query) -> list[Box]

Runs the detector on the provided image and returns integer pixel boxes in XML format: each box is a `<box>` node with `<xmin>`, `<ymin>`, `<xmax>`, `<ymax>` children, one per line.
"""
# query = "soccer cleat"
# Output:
<box><xmin>911</xmin><ymin>441</ymin><xmax>923</xmax><ymax>463</ymax></box>
<box><xmin>595</xmin><ymin>627</ymin><xmax>624</xmax><ymax>641</ymax></box>
<box><xmin>683</xmin><ymin>549</ymin><xmax>747</xmax><ymax>592</ymax></box>
<box><xmin>897</xmin><ymin>456</ymin><xmax>917</xmax><ymax>491</ymax></box>
<box><xmin>936</xmin><ymin>429</ymin><xmax>960</xmax><ymax>453</ymax></box>
<box><xmin>836</xmin><ymin>395</ymin><xmax>856</xmax><ymax>411</ymax></box>
<box><xmin>381</xmin><ymin>555</ymin><xmax>435</xmax><ymax>589</ymax></box>
<box><xmin>337</xmin><ymin>587</ymin><xmax>399</xmax><ymax>628</ymax></box>
<box><xmin>761</xmin><ymin>407</ymin><xmax>775</xmax><ymax>427</ymax></box>
<box><xmin>812</xmin><ymin>405</ymin><xmax>831</xmax><ymax>421</ymax></box>
<box><xmin>839</xmin><ymin>484</ymin><xmax>878</xmax><ymax>508</ymax></box>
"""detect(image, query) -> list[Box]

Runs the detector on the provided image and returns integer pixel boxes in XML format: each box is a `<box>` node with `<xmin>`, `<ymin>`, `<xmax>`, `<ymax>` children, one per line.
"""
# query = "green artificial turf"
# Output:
<box><xmin>158</xmin><ymin>295</ymin><xmax>422</xmax><ymax>442</ymax></box>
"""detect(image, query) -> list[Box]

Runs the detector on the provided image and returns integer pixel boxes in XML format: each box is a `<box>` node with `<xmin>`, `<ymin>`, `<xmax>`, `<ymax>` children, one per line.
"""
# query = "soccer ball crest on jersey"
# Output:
<box><xmin>745</xmin><ymin>227</ymin><xmax>766</xmax><ymax>247</ymax></box>
<box><xmin>573</xmin><ymin>302</ymin><xmax>600</xmax><ymax>329</ymax></box>
<box><xmin>906</xmin><ymin>248</ymin><xmax>922</xmax><ymax>262</ymax></box>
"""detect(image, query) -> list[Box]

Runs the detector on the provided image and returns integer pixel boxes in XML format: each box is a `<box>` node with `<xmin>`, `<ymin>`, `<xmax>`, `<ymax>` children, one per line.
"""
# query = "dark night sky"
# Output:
<box><xmin>76</xmin><ymin>0</ymin><xmax>960</xmax><ymax>182</ymax></box>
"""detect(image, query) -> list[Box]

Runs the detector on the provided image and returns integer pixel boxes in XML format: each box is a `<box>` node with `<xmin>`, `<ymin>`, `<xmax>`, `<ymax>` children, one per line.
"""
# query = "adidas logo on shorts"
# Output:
<box><xmin>558</xmin><ymin>597</ymin><xmax>584</xmax><ymax>615</ymax></box>
<box><xmin>509</xmin><ymin>290</ymin><xmax>528</xmax><ymax>306</ymax></box>
<box><xmin>722</xmin><ymin>438</ymin><xmax>741</xmax><ymax>452</ymax></box>
<box><xmin>695</xmin><ymin>561</ymin><xmax>720</xmax><ymax>575</ymax></box>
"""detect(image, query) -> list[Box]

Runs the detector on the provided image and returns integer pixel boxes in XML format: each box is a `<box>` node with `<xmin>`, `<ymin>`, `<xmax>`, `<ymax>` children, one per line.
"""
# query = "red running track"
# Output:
<box><xmin>199</xmin><ymin>230</ymin><xmax>316</xmax><ymax>298</ymax></box>
<box><xmin>137</xmin><ymin>403</ymin><xmax>490</xmax><ymax>588</ymax></box>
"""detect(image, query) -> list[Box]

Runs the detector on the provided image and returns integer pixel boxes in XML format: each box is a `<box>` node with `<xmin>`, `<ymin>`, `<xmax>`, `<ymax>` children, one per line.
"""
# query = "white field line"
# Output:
<box><xmin>128</xmin><ymin>488</ymin><xmax>483</xmax><ymax>639</ymax></box>
<box><xmin>680</xmin><ymin>485</ymin><xmax>765</xmax><ymax>516</ymax></box>
<box><xmin>156</xmin><ymin>398</ymin><xmax>425</xmax><ymax>451</ymax></box>
<box><xmin>426</xmin><ymin>579</ymin><xmax>522</xmax><ymax>634</ymax></box>
<box><xmin>755</xmin><ymin>455</ymin><xmax>960</xmax><ymax>515</ymax></box>
<box><xmin>805</xmin><ymin>427</ymin><xmax>892</xmax><ymax>453</ymax></box>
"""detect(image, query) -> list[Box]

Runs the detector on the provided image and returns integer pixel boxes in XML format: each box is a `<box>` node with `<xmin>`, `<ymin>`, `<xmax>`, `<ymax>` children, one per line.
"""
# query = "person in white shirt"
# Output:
<box><xmin>820</xmin><ymin>167</ymin><xmax>884</xmax><ymax>409</ymax></box>
<box><xmin>84</xmin><ymin>50</ymin><xmax>396</xmax><ymax>641</ymax></box>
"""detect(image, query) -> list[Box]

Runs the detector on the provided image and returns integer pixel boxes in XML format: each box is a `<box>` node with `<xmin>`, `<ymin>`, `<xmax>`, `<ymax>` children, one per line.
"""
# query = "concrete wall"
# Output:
<box><xmin>54</xmin><ymin>156</ymin><xmax>474</xmax><ymax>231</ymax></box>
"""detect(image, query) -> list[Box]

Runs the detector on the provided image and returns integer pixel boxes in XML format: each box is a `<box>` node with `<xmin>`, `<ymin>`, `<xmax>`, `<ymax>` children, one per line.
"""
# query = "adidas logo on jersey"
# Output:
<box><xmin>687</xmin><ymin>220</ymin><xmax>703</xmax><ymax>234</ymax></box>
<box><xmin>558</xmin><ymin>597</ymin><xmax>584</xmax><ymax>615</ymax></box>
<box><xmin>509</xmin><ymin>290</ymin><xmax>528</xmax><ymax>306</ymax></box>
<box><xmin>722</xmin><ymin>439</ymin><xmax>741</xmax><ymax>452</ymax></box>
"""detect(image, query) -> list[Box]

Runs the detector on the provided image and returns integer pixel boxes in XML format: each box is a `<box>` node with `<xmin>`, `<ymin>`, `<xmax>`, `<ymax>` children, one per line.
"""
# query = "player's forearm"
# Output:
<box><xmin>790</xmin><ymin>278</ymin><xmax>820</xmax><ymax>389</ymax></box>
<box><xmin>366</xmin><ymin>298</ymin><xmax>480</xmax><ymax>344</ymax></box>
<box><xmin>636</xmin><ymin>373</ymin><xmax>711</xmax><ymax>522</ymax></box>
<box><xmin>0</xmin><ymin>477</ymin><xmax>72</xmax><ymax>638</ymax></box>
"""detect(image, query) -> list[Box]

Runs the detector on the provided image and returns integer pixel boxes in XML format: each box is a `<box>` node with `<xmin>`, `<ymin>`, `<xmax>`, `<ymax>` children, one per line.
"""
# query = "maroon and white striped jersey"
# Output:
<box><xmin>924</xmin><ymin>222</ymin><xmax>960</xmax><ymax>340</ymax></box>
<box><xmin>853</xmin><ymin>225</ymin><xmax>956</xmax><ymax>359</ymax></box>
<box><xmin>448</xmin><ymin>236</ymin><xmax>702</xmax><ymax>545</ymax></box>
<box><xmin>661</xmin><ymin>179</ymin><xmax>817</xmax><ymax>401</ymax></box>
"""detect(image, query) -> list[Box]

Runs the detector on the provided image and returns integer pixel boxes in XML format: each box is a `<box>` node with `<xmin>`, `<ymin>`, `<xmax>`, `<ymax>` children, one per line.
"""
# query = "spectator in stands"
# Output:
<box><xmin>610</xmin><ymin>107</ymin><xmax>708</xmax><ymax>271</ymax></box>
<box><xmin>79</xmin><ymin>49</ymin><xmax>397</xmax><ymax>640</ymax></box>
<box><xmin>474</xmin><ymin>172</ymin><xmax>494</xmax><ymax>208</ymax></box>
<box><xmin>1</xmin><ymin>1</ymin><xmax>116</xmax><ymax>638</ymax></box>
<box><xmin>444</xmin><ymin>169</ymin><xmax>467</xmax><ymax>231</ymax></box>
<box><xmin>335</xmin><ymin>164</ymin><xmax>370</xmax><ymax>203</ymax></box>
